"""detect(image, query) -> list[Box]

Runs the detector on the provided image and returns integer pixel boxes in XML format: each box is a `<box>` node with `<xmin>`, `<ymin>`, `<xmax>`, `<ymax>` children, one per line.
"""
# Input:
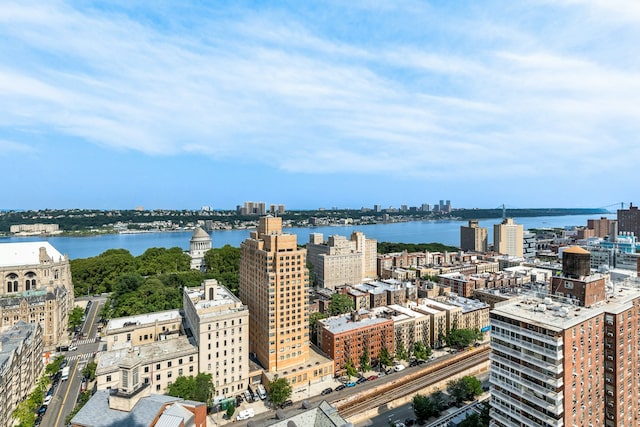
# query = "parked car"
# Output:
<box><xmin>367</xmin><ymin>375</ymin><xmax>378</xmax><ymax>381</ymax></box>
<box><xmin>335</xmin><ymin>384</ymin><xmax>346</xmax><ymax>391</ymax></box>
<box><xmin>43</xmin><ymin>395</ymin><xmax>52</xmax><ymax>406</ymax></box>
<box><xmin>321</xmin><ymin>387</ymin><xmax>333</xmax><ymax>395</ymax></box>
<box><xmin>37</xmin><ymin>406</ymin><xmax>47</xmax><ymax>416</ymax></box>
<box><xmin>243</xmin><ymin>390</ymin><xmax>253</xmax><ymax>402</ymax></box>
<box><xmin>405</xmin><ymin>418</ymin><xmax>416</xmax><ymax>426</ymax></box>
<box><xmin>280</xmin><ymin>399</ymin><xmax>293</xmax><ymax>408</ymax></box>
<box><xmin>356</xmin><ymin>377</ymin><xmax>367</xmax><ymax>384</ymax></box>
<box><xmin>394</xmin><ymin>364</ymin><xmax>406</xmax><ymax>372</ymax></box>
<box><xmin>346</xmin><ymin>381</ymin><xmax>357</xmax><ymax>387</ymax></box>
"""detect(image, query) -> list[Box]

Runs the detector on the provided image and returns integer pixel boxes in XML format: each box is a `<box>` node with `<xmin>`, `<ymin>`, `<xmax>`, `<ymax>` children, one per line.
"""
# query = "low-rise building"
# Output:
<box><xmin>0</xmin><ymin>322</ymin><xmax>43</xmax><ymax>427</ymax></box>
<box><xmin>104</xmin><ymin>310</ymin><xmax>183</xmax><ymax>351</ymax></box>
<box><xmin>318</xmin><ymin>310</ymin><xmax>394</xmax><ymax>375</ymax></box>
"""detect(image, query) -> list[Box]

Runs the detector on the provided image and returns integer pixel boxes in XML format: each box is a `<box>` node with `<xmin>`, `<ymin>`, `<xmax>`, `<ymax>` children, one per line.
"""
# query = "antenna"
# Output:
<box><xmin>502</xmin><ymin>204</ymin><xmax>506</xmax><ymax>220</ymax></box>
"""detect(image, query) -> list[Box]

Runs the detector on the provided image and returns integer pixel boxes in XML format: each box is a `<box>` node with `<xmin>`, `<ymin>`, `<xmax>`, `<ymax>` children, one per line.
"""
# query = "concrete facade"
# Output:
<box><xmin>460</xmin><ymin>220</ymin><xmax>488</xmax><ymax>253</ymax></box>
<box><xmin>493</xmin><ymin>218</ymin><xmax>524</xmax><ymax>257</ymax></box>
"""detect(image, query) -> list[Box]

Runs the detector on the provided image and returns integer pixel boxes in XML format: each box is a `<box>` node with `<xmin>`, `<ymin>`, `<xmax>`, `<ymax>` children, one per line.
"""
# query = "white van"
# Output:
<box><xmin>394</xmin><ymin>364</ymin><xmax>405</xmax><ymax>372</ymax></box>
<box><xmin>236</xmin><ymin>408</ymin><xmax>255</xmax><ymax>421</ymax></box>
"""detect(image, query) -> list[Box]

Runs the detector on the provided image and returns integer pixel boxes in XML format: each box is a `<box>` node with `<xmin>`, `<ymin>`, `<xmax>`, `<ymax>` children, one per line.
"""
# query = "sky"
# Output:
<box><xmin>1</xmin><ymin>0</ymin><xmax>639</xmax><ymax>211</ymax></box>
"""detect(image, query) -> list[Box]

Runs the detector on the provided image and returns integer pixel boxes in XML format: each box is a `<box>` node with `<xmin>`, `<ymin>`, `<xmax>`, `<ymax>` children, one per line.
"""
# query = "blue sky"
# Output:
<box><xmin>2</xmin><ymin>0</ymin><xmax>639</xmax><ymax>211</ymax></box>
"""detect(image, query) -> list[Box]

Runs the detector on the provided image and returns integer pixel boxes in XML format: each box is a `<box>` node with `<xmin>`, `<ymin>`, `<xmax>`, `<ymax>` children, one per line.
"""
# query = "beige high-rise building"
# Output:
<box><xmin>239</xmin><ymin>216</ymin><xmax>310</xmax><ymax>372</ymax></box>
<box><xmin>460</xmin><ymin>220</ymin><xmax>488</xmax><ymax>252</ymax></box>
<box><xmin>493</xmin><ymin>218</ymin><xmax>524</xmax><ymax>257</ymax></box>
<box><xmin>307</xmin><ymin>231</ymin><xmax>377</xmax><ymax>289</ymax></box>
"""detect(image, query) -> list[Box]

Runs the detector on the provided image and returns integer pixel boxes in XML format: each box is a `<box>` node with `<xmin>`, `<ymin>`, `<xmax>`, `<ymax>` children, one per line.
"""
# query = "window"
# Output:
<box><xmin>156</xmin><ymin>374</ymin><xmax>161</xmax><ymax>381</ymax></box>
<box><xmin>156</xmin><ymin>364</ymin><xmax>161</xmax><ymax>370</ymax></box>
<box><xmin>167</xmin><ymin>361</ymin><xmax>172</xmax><ymax>368</ymax></box>
<box><xmin>144</xmin><ymin>367</ymin><xmax>149</xmax><ymax>373</ymax></box>
<box><xmin>106</xmin><ymin>375</ymin><xmax>112</xmax><ymax>382</ymax></box>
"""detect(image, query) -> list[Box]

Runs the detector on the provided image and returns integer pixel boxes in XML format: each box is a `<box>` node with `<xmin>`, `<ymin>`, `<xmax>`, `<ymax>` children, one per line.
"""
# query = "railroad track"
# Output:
<box><xmin>337</xmin><ymin>347</ymin><xmax>490</xmax><ymax>419</ymax></box>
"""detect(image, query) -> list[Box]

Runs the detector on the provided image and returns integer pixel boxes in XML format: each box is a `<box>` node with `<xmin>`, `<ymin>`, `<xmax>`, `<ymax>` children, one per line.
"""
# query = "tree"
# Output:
<box><xmin>378</xmin><ymin>346</ymin><xmax>392</xmax><ymax>368</ymax></box>
<box><xmin>309</xmin><ymin>312</ymin><xmax>326</xmax><ymax>345</ymax></box>
<box><xmin>68</xmin><ymin>306</ymin><xmax>85</xmax><ymax>330</ymax></box>
<box><xmin>204</xmin><ymin>245</ymin><xmax>241</xmax><ymax>295</ymax></box>
<box><xmin>268</xmin><ymin>377</ymin><xmax>292</xmax><ymax>407</ymax></box>
<box><xmin>46</xmin><ymin>355</ymin><xmax>65</xmax><ymax>377</ymax></box>
<box><xmin>458</xmin><ymin>413</ymin><xmax>481</xmax><ymax>427</ymax></box>
<box><xmin>82</xmin><ymin>362</ymin><xmax>97</xmax><ymax>381</ymax></box>
<box><xmin>444</xmin><ymin>328</ymin><xmax>482</xmax><ymax>349</ymax></box>
<box><xmin>447</xmin><ymin>376</ymin><xmax>483</xmax><ymax>404</ymax></box>
<box><xmin>226</xmin><ymin>403</ymin><xmax>235</xmax><ymax>418</ymax></box>
<box><xmin>359</xmin><ymin>347</ymin><xmax>371</xmax><ymax>372</ymax></box>
<box><xmin>396</xmin><ymin>341</ymin><xmax>408</xmax><ymax>361</ymax></box>
<box><xmin>413</xmin><ymin>390</ymin><xmax>446</xmax><ymax>423</ymax></box>
<box><xmin>413</xmin><ymin>341</ymin><xmax>432</xmax><ymax>360</ymax></box>
<box><xmin>345</xmin><ymin>359</ymin><xmax>357</xmax><ymax>378</ymax></box>
<box><xmin>328</xmin><ymin>293</ymin><xmax>354</xmax><ymax>316</ymax></box>
<box><xmin>167</xmin><ymin>373</ymin><xmax>214</xmax><ymax>404</ymax></box>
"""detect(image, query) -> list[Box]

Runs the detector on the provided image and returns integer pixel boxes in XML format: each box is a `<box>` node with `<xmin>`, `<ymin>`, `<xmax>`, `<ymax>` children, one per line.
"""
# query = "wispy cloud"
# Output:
<box><xmin>1</xmin><ymin>0</ymin><xmax>639</xmax><ymax>187</ymax></box>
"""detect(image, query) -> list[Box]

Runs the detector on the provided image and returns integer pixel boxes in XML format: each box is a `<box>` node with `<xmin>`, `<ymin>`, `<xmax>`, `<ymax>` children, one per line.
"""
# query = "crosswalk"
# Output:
<box><xmin>66</xmin><ymin>352</ymin><xmax>94</xmax><ymax>362</ymax></box>
<box><xmin>73</xmin><ymin>338</ymin><xmax>98</xmax><ymax>346</ymax></box>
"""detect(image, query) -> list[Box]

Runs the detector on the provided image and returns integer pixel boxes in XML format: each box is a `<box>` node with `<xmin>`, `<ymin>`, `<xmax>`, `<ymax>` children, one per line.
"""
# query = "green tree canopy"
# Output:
<box><xmin>137</xmin><ymin>247</ymin><xmax>190</xmax><ymax>275</ymax></box>
<box><xmin>447</xmin><ymin>376</ymin><xmax>483</xmax><ymax>404</ymax></box>
<box><xmin>413</xmin><ymin>341</ymin><xmax>432</xmax><ymax>360</ymax></box>
<box><xmin>167</xmin><ymin>373</ymin><xmax>214</xmax><ymax>404</ymax></box>
<box><xmin>412</xmin><ymin>392</ymin><xmax>446</xmax><ymax>423</ymax></box>
<box><xmin>359</xmin><ymin>348</ymin><xmax>371</xmax><ymax>372</ymax></box>
<box><xmin>82</xmin><ymin>362</ymin><xmax>97</xmax><ymax>381</ymax></box>
<box><xmin>345</xmin><ymin>359</ymin><xmax>357</xmax><ymax>378</ymax></box>
<box><xmin>309</xmin><ymin>312</ymin><xmax>326</xmax><ymax>345</ymax></box>
<box><xmin>396</xmin><ymin>341</ymin><xmax>408</xmax><ymax>361</ymax></box>
<box><xmin>444</xmin><ymin>328</ymin><xmax>482</xmax><ymax>349</ymax></box>
<box><xmin>378</xmin><ymin>346</ymin><xmax>392</xmax><ymax>367</ymax></box>
<box><xmin>328</xmin><ymin>293</ymin><xmax>354</xmax><ymax>316</ymax></box>
<box><xmin>204</xmin><ymin>245</ymin><xmax>240</xmax><ymax>295</ymax></box>
<box><xmin>377</xmin><ymin>242</ymin><xmax>459</xmax><ymax>254</ymax></box>
<box><xmin>268</xmin><ymin>377</ymin><xmax>292</xmax><ymax>407</ymax></box>
<box><xmin>70</xmin><ymin>249</ymin><xmax>138</xmax><ymax>295</ymax></box>
<box><xmin>68</xmin><ymin>306</ymin><xmax>85</xmax><ymax>330</ymax></box>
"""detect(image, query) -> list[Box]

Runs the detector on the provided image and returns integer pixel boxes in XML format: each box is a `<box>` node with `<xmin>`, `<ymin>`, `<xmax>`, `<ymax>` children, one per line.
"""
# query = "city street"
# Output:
<box><xmin>40</xmin><ymin>297</ymin><xmax>104</xmax><ymax>427</ymax></box>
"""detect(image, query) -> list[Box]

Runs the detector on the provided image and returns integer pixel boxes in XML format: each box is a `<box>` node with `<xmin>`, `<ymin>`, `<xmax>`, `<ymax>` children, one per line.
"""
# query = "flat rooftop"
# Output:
<box><xmin>106</xmin><ymin>310</ymin><xmax>181</xmax><ymax>332</ymax></box>
<box><xmin>0</xmin><ymin>241</ymin><xmax>65</xmax><ymax>267</ymax></box>
<box><xmin>96</xmin><ymin>335</ymin><xmax>197</xmax><ymax>373</ymax></box>
<box><xmin>492</xmin><ymin>285</ymin><xmax>640</xmax><ymax>330</ymax></box>
<box><xmin>319</xmin><ymin>311</ymin><xmax>391</xmax><ymax>334</ymax></box>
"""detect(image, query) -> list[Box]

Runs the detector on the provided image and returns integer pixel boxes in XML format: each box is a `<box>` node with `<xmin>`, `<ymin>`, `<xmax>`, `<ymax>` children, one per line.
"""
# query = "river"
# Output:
<box><xmin>0</xmin><ymin>214</ymin><xmax>614</xmax><ymax>260</ymax></box>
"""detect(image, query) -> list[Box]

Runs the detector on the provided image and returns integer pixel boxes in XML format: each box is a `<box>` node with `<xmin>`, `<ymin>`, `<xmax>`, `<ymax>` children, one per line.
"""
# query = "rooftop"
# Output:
<box><xmin>0</xmin><ymin>241</ymin><xmax>65</xmax><ymax>267</ymax></box>
<box><xmin>319</xmin><ymin>310</ymin><xmax>392</xmax><ymax>334</ymax></box>
<box><xmin>96</xmin><ymin>335</ymin><xmax>197</xmax><ymax>373</ymax></box>
<box><xmin>1</xmin><ymin>321</ymin><xmax>39</xmax><ymax>371</ymax></box>
<box><xmin>107</xmin><ymin>310</ymin><xmax>182</xmax><ymax>332</ymax></box>
<box><xmin>492</xmin><ymin>285</ymin><xmax>640</xmax><ymax>330</ymax></box>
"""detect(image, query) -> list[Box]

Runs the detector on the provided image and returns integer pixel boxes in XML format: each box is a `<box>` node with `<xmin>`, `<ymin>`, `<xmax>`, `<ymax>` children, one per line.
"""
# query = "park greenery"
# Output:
<box><xmin>377</xmin><ymin>242</ymin><xmax>459</xmax><ymax>254</ymax></box>
<box><xmin>412</xmin><ymin>390</ymin><xmax>446</xmax><ymax>423</ymax></box>
<box><xmin>167</xmin><ymin>373</ymin><xmax>214</xmax><ymax>404</ymax></box>
<box><xmin>268</xmin><ymin>377</ymin><xmax>292</xmax><ymax>407</ymax></box>
<box><xmin>444</xmin><ymin>328</ymin><xmax>483</xmax><ymax>350</ymax></box>
<box><xmin>72</xmin><ymin>246</ymin><xmax>241</xmax><ymax>319</ymax></box>
<box><xmin>447</xmin><ymin>376</ymin><xmax>484</xmax><ymax>404</ymax></box>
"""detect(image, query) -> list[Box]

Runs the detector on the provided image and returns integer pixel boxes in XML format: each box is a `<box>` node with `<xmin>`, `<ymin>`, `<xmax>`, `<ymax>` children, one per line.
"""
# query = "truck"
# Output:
<box><xmin>257</xmin><ymin>384</ymin><xmax>267</xmax><ymax>400</ymax></box>
<box><xmin>236</xmin><ymin>408</ymin><xmax>254</xmax><ymax>421</ymax></box>
<box><xmin>61</xmin><ymin>366</ymin><xmax>70</xmax><ymax>381</ymax></box>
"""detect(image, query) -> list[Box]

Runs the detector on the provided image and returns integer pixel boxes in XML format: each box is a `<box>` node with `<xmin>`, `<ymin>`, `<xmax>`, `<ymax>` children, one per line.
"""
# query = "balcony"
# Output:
<box><xmin>491</xmin><ymin>374</ymin><xmax>563</xmax><ymax>415</ymax></box>
<box><xmin>492</xmin><ymin>319</ymin><xmax>562</xmax><ymax>347</ymax></box>
<box><xmin>491</xmin><ymin>341</ymin><xmax>563</xmax><ymax>374</ymax></box>
<box><xmin>492</xmin><ymin>333</ymin><xmax>562</xmax><ymax>359</ymax></box>
<box><xmin>490</xmin><ymin>354</ymin><xmax>563</xmax><ymax>386</ymax></box>
<box><xmin>491</xmin><ymin>387</ymin><xmax>563</xmax><ymax>427</ymax></box>
<box><xmin>491</xmin><ymin>365</ymin><xmax>562</xmax><ymax>401</ymax></box>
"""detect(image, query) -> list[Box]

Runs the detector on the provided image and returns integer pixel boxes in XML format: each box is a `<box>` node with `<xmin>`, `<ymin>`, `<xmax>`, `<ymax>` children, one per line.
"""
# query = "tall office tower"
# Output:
<box><xmin>490</xmin><ymin>287</ymin><xmax>640</xmax><ymax>427</ymax></box>
<box><xmin>618</xmin><ymin>203</ymin><xmax>640</xmax><ymax>237</ymax></box>
<box><xmin>493</xmin><ymin>218</ymin><xmax>524</xmax><ymax>257</ymax></box>
<box><xmin>239</xmin><ymin>216</ymin><xmax>310</xmax><ymax>372</ymax></box>
<box><xmin>421</xmin><ymin>203</ymin><xmax>430</xmax><ymax>212</ymax></box>
<box><xmin>374</xmin><ymin>204</ymin><xmax>381</xmax><ymax>213</ymax></box>
<box><xmin>460</xmin><ymin>220</ymin><xmax>488</xmax><ymax>252</ymax></box>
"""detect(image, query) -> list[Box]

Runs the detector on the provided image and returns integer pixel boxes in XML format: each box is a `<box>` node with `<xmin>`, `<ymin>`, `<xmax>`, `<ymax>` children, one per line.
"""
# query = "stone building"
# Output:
<box><xmin>0</xmin><ymin>322</ymin><xmax>43</xmax><ymax>427</ymax></box>
<box><xmin>189</xmin><ymin>227</ymin><xmax>211</xmax><ymax>271</ymax></box>
<box><xmin>0</xmin><ymin>242</ymin><xmax>74</xmax><ymax>347</ymax></box>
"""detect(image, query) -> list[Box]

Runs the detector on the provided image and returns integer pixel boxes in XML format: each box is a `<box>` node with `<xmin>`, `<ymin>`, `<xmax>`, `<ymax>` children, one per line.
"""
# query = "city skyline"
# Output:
<box><xmin>2</xmin><ymin>1</ymin><xmax>639</xmax><ymax>210</ymax></box>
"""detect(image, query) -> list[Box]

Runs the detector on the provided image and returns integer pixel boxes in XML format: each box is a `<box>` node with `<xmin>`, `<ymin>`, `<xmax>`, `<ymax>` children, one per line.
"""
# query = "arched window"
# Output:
<box><xmin>13</xmin><ymin>281</ymin><xmax>18</xmax><ymax>292</ymax></box>
<box><xmin>6</xmin><ymin>273</ymin><xmax>18</xmax><ymax>293</ymax></box>
<box><xmin>26</xmin><ymin>279</ymin><xmax>30</xmax><ymax>291</ymax></box>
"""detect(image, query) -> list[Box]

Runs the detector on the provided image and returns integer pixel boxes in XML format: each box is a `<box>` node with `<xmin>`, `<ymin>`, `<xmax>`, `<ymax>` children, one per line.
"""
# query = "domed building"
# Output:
<box><xmin>189</xmin><ymin>227</ymin><xmax>211</xmax><ymax>271</ymax></box>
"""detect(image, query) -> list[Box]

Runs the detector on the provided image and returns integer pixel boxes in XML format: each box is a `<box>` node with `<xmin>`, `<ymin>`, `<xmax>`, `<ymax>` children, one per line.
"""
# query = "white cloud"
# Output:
<box><xmin>0</xmin><ymin>0</ymin><xmax>639</xmax><ymax>186</ymax></box>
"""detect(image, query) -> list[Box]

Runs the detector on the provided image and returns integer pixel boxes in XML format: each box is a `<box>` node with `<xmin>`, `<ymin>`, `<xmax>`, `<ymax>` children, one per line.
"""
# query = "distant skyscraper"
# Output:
<box><xmin>460</xmin><ymin>220</ymin><xmax>488</xmax><ymax>252</ymax></box>
<box><xmin>374</xmin><ymin>204</ymin><xmax>381</xmax><ymax>213</ymax></box>
<box><xmin>493</xmin><ymin>218</ymin><xmax>524</xmax><ymax>257</ymax></box>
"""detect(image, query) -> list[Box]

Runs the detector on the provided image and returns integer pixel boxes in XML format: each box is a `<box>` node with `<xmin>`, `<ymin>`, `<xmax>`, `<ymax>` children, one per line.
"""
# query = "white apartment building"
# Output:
<box><xmin>183</xmin><ymin>280</ymin><xmax>249</xmax><ymax>398</ymax></box>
